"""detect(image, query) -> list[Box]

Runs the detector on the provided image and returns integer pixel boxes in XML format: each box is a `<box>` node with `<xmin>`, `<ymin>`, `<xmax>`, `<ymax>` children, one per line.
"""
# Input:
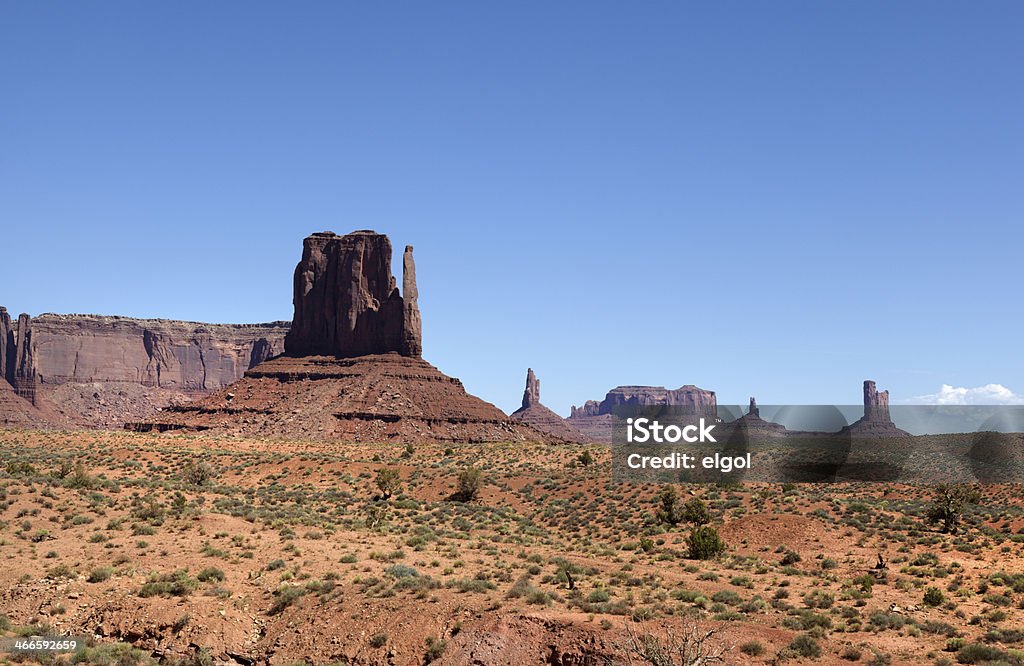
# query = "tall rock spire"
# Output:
<box><xmin>401</xmin><ymin>245</ymin><xmax>422</xmax><ymax>357</ymax></box>
<box><xmin>522</xmin><ymin>368</ymin><xmax>540</xmax><ymax>409</ymax></box>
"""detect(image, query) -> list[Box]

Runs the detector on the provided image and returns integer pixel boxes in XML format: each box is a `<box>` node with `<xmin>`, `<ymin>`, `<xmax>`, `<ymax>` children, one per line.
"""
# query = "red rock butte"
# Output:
<box><xmin>131</xmin><ymin>230</ymin><xmax>546</xmax><ymax>443</ymax></box>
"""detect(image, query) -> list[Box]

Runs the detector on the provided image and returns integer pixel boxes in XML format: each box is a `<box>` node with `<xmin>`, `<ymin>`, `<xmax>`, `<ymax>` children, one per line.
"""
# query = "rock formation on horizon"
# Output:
<box><xmin>134</xmin><ymin>231</ymin><xmax>546</xmax><ymax>443</ymax></box>
<box><xmin>841</xmin><ymin>380</ymin><xmax>910</xmax><ymax>437</ymax></box>
<box><xmin>284</xmin><ymin>231</ymin><xmax>422</xmax><ymax>358</ymax></box>
<box><xmin>568</xmin><ymin>384</ymin><xmax>717</xmax><ymax>443</ymax></box>
<box><xmin>510</xmin><ymin>369</ymin><xmax>587</xmax><ymax>442</ymax></box>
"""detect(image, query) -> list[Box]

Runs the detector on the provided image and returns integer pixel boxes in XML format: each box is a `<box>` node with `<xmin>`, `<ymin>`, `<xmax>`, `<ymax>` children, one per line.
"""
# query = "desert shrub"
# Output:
<box><xmin>139</xmin><ymin>570</ymin><xmax>198</xmax><ymax>598</ymax></box>
<box><xmin>622</xmin><ymin>622</ymin><xmax>731</xmax><ymax>665</ymax></box>
<box><xmin>268</xmin><ymin>585</ymin><xmax>307</xmax><ymax>615</ymax></box>
<box><xmin>424</xmin><ymin>636</ymin><xmax>447</xmax><ymax>663</ymax></box>
<box><xmin>712</xmin><ymin>590</ymin><xmax>742</xmax><ymax>605</ymax></box>
<box><xmin>385</xmin><ymin>564</ymin><xmax>419</xmax><ymax>579</ymax></box>
<box><xmin>87</xmin><ymin>566</ymin><xmax>113</xmax><ymax>583</ymax></box>
<box><xmin>375</xmin><ymin>468</ymin><xmax>402</xmax><ymax>499</ymax></box>
<box><xmin>740</xmin><ymin>640</ymin><xmax>764</xmax><ymax>656</ymax></box>
<box><xmin>577</xmin><ymin>451</ymin><xmax>594</xmax><ymax>467</ymax></box>
<box><xmin>183</xmin><ymin>461</ymin><xmax>215</xmax><ymax>486</ymax></box>
<box><xmin>780</xmin><ymin>549</ymin><xmax>802</xmax><ymax>566</ymax></box>
<box><xmin>955</xmin><ymin>642</ymin><xmax>1019</xmax><ymax>664</ymax></box>
<box><xmin>71</xmin><ymin>642</ymin><xmax>155</xmax><ymax>665</ymax></box>
<box><xmin>788</xmin><ymin>634</ymin><xmax>822</xmax><ymax>659</ymax></box>
<box><xmin>687</xmin><ymin>526</ymin><xmax>725</xmax><ymax>560</ymax></box>
<box><xmin>266</xmin><ymin>559</ymin><xmax>286</xmax><ymax>571</ymax></box>
<box><xmin>924</xmin><ymin>587</ymin><xmax>945</xmax><ymax>607</ymax></box>
<box><xmin>454</xmin><ymin>467</ymin><xmax>482</xmax><ymax>501</ymax></box>
<box><xmin>842</xmin><ymin>645</ymin><xmax>863</xmax><ymax>661</ymax></box>
<box><xmin>370</xmin><ymin>633</ymin><xmax>388</xmax><ymax>648</ymax></box>
<box><xmin>197</xmin><ymin>567</ymin><xmax>225</xmax><ymax>583</ymax></box>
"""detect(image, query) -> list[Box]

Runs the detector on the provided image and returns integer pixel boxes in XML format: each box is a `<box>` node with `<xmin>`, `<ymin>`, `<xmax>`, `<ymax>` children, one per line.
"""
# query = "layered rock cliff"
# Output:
<box><xmin>0</xmin><ymin>308</ymin><xmax>289</xmax><ymax>427</ymax></box>
<box><xmin>284</xmin><ymin>231</ymin><xmax>422</xmax><ymax>358</ymax></box>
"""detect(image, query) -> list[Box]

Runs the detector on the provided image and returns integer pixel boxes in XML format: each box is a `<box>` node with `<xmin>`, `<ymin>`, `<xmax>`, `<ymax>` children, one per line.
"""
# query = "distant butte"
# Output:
<box><xmin>840</xmin><ymin>380</ymin><xmax>911</xmax><ymax>437</ymax></box>
<box><xmin>510</xmin><ymin>369</ymin><xmax>588</xmax><ymax>442</ymax></box>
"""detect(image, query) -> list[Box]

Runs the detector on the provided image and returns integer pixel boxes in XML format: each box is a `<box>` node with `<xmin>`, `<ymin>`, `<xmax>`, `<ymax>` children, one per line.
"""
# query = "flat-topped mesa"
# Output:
<box><xmin>284</xmin><ymin>231</ymin><xmax>423</xmax><ymax>358</ymax></box>
<box><xmin>863</xmin><ymin>380</ymin><xmax>891</xmax><ymax>422</ymax></box>
<box><xmin>522</xmin><ymin>368</ymin><xmax>540</xmax><ymax>409</ymax></box>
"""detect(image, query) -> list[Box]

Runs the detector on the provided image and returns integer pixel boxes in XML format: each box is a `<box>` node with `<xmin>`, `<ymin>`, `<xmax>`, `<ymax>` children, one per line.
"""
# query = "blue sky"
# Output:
<box><xmin>1</xmin><ymin>2</ymin><xmax>1021</xmax><ymax>415</ymax></box>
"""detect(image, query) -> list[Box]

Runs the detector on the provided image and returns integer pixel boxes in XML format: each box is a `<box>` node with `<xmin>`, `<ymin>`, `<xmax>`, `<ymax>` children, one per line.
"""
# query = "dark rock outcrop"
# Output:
<box><xmin>841</xmin><ymin>380</ymin><xmax>910</xmax><ymax>437</ymax></box>
<box><xmin>522</xmin><ymin>368</ymin><xmax>540</xmax><ymax>409</ymax></box>
<box><xmin>401</xmin><ymin>245</ymin><xmax>422</xmax><ymax>357</ymax></box>
<box><xmin>510</xmin><ymin>369</ymin><xmax>587</xmax><ymax>442</ymax></box>
<box><xmin>0</xmin><ymin>307</ymin><xmax>14</xmax><ymax>386</ymax></box>
<box><xmin>284</xmin><ymin>231</ymin><xmax>422</xmax><ymax>358</ymax></box>
<box><xmin>12</xmin><ymin>313</ymin><xmax>37</xmax><ymax>404</ymax></box>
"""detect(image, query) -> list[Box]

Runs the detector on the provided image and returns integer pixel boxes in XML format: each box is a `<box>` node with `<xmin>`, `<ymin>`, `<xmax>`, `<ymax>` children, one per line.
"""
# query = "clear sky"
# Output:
<box><xmin>2</xmin><ymin>2</ymin><xmax>1021</xmax><ymax>415</ymax></box>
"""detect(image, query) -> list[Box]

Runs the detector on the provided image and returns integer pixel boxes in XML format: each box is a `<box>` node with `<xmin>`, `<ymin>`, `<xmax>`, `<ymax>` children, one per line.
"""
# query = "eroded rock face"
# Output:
<box><xmin>863</xmin><ymin>380</ymin><xmax>891</xmax><ymax>422</ymax></box>
<box><xmin>13</xmin><ymin>313</ymin><xmax>37</xmax><ymax>403</ymax></box>
<box><xmin>0</xmin><ymin>307</ymin><xmax>13</xmax><ymax>386</ymax></box>
<box><xmin>522</xmin><ymin>368</ymin><xmax>540</xmax><ymax>409</ymax></box>
<box><xmin>284</xmin><ymin>231</ymin><xmax>422</xmax><ymax>358</ymax></box>
<box><xmin>842</xmin><ymin>379</ymin><xmax>910</xmax><ymax>437</ymax></box>
<box><xmin>0</xmin><ymin>309</ymin><xmax>288</xmax><ymax>395</ymax></box>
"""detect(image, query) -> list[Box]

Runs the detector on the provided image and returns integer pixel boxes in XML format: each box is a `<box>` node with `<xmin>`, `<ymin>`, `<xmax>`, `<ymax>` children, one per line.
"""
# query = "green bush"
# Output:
<box><xmin>87</xmin><ymin>566</ymin><xmax>114</xmax><ymax>583</ymax></box>
<box><xmin>924</xmin><ymin>587</ymin><xmax>945</xmax><ymax>607</ymax></box>
<box><xmin>268</xmin><ymin>585</ymin><xmax>307</xmax><ymax>615</ymax></box>
<box><xmin>687</xmin><ymin>525</ymin><xmax>726</xmax><ymax>560</ymax></box>
<box><xmin>197</xmin><ymin>567</ymin><xmax>225</xmax><ymax>583</ymax></box>
<box><xmin>955</xmin><ymin>643</ymin><xmax>1018</xmax><ymax>664</ymax></box>
<box><xmin>788</xmin><ymin>633</ymin><xmax>822</xmax><ymax>659</ymax></box>
<box><xmin>138</xmin><ymin>570</ymin><xmax>197</xmax><ymax>598</ymax></box>
<box><xmin>739</xmin><ymin>641</ymin><xmax>764</xmax><ymax>656</ymax></box>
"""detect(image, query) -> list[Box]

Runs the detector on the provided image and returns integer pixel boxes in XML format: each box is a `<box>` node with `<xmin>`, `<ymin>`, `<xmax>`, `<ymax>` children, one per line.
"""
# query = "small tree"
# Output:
<box><xmin>687</xmin><ymin>525</ymin><xmax>726</xmax><ymax>560</ymax></box>
<box><xmin>927</xmin><ymin>483</ymin><xmax>981</xmax><ymax>534</ymax></box>
<box><xmin>577</xmin><ymin>450</ymin><xmax>595</xmax><ymax>467</ymax></box>
<box><xmin>655</xmin><ymin>486</ymin><xmax>685</xmax><ymax>525</ymax></box>
<box><xmin>682</xmin><ymin>498</ymin><xmax>711</xmax><ymax>526</ymax></box>
<box><xmin>375</xmin><ymin>468</ymin><xmax>402</xmax><ymax>500</ymax></box>
<box><xmin>454</xmin><ymin>466</ymin><xmax>483</xmax><ymax>502</ymax></box>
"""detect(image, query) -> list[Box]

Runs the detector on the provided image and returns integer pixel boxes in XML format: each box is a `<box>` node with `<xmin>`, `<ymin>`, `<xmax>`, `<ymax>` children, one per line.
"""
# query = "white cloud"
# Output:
<box><xmin>912</xmin><ymin>384</ymin><xmax>1024</xmax><ymax>405</ymax></box>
